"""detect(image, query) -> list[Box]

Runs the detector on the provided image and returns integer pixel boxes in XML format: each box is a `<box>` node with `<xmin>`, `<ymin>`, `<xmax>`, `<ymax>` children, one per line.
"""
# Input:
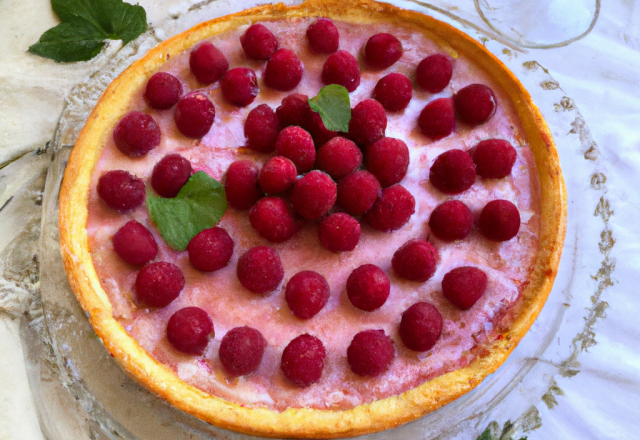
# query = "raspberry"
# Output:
<box><xmin>322</xmin><ymin>50</ymin><xmax>361</xmax><ymax>92</ymax></box>
<box><xmin>365</xmin><ymin>184</ymin><xmax>415</xmax><ymax>232</ymax></box>
<box><xmin>348</xmin><ymin>99</ymin><xmax>387</xmax><ymax>147</ymax></box>
<box><xmin>174</xmin><ymin>92</ymin><xmax>216</xmax><ymax>138</ymax></box>
<box><xmin>478</xmin><ymin>200</ymin><xmax>520</xmax><ymax>242</ymax></box>
<box><xmin>392</xmin><ymin>239</ymin><xmax>438</xmax><ymax>282</ymax></box>
<box><xmin>189</xmin><ymin>42</ymin><xmax>228</xmax><ymax>84</ymax></box>
<box><xmin>97</xmin><ymin>170</ymin><xmax>145</xmax><ymax>212</ymax></box>
<box><xmin>236</xmin><ymin>246</ymin><xmax>284</xmax><ymax>294</ymax></box>
<box><xmin>113</xmin><ymin>112</ymin><xmax>160</xmax><ymax>157</ymax></box>
<box><xmin>281</xmin><ymin>334</ymin><xmax>326</xmax><ymax>387</ymax></box>
<box><xmin>318</xmin><ymin>213</ymin><xmax>361</xmax><ymax>253</ymax></box>
<box><xmin>244</xmin><ymin>104</ymin><xmax>280</xmax><ymax>153</ymax></box>
<box><xmin>136</xmin><ymin>261</ymin><xmax>185</xmax><ymax>308</ymax></box>
<box><xmin>347</xmin><ymin>329</ymin><xmax>394</xmax><ymax>377</ymax></box>
<box><xmin>472</xmin><ymin>139</ymin><xmax>517</xmax><ymax>179</ymax></box>
<box><xmin>418</xmin><ymin>98</ymin><xmax>455</xmax><ymax>139</ymax></box>
<box><xmin>166</xmin><ymin>307</ymin><xmax>214</xmax><ymax>355</ymax></box>
<box><xmin>416</xmin><ymin>54</ymin><xmax>453</xmax><ymax>93</ymax></box>
<box><xmin>225</xmin><ymin>160</ymin><xmax>263</xmax><ymax>210</ymax></box>
<box><xmin>364</xmin><ymin>33</ymin><xmax>403</xmax><ymax>70</ymax></box>
<box><xmin>454</xmin><ymin>84</ymin><xmax>497</xmax><ymax>125</ymax></box>
<box><xmin>290</xmin><ymin>171</ymin><xmax>337</xmax><ymax>219</ymax></box>
<box><xmin>240</xmin><ymin>23</ymin><xmax>278</xmax><ymax>60</ymax></box>
<box><xmin>113</xmin><ymin>221</ymin><xmax>157</xmax><ymax>266</ymax></box>
<box><xmin>221</xmin><ymin>67</ymin><xmax>259</xmax><ymax>107</ymax></box>
<box><xmin>365</xmin><ymin>137</ymin><xmax>409</xmax><ymax>187</ymax></box>
<box><xmin>187</xmin><ymin>227</ymin><xmax>234</xmax><ymax>272</ymax></box>
<box><xmin>399</xmin><ymin>302</ymin><xmax>443</xmax><ymax>351</ymax></box>
<box><xmin>276</xmin><ymin>93</ymin><xmax>313</xmax><ymax>128</ymax></box>
<box><xmin>373</xmin><ymin>73</ymin><xmax>412</xmax><ymax>112</ymax></box>
<box><xmin>429</xmin><ymin>200</ymin><xmax>474</xmax><ymax>241</ymax></box>
<box><xmin>336</xmin><ymin>170</ymin><xmax>381</xmax><ymax>216</ymax></box>
<box><xmin>264</xmin><ymin>49</ymin><xmax>304</xmax><ymax>92</ymax></box>
<box><xmin>441</xmin><ymin>266</ymin><xmax>488</xmax><ymax>310</ymax></box>
<box><xmin>249</xmin><ymin>196</ymin><xmax>297</xmax><ymax>243</ymax></box>
<box><xmin>258</xmin><ymin>156</ymin><xmax>297</xmax><ymax>194</ymax></box>
<box><xmin>275</xmin><ymin>126</ymin><xmax>316</xmax><ymax>173</ymax></box>
<box><xmin>429</xmin><ymin>149</ymin><xmax>476</xmax><ymax>194</ymax></box>
<box><xmin>219</xmin><ymin>326</ymin><xmax>267</xmax><ymax>376</ymax></box>
<box><xmin>306</xmin><ymin>18</ymin><xmax>339</xmax><ymax>54</ymax></box>
<box><xmin>145</xmin><ymin>72</ymin><xmax>183</xmax><ymax>109</ymax></box>
<box><xmin>307</xmin><ymin>112</ymin><xmax>338</xmax><ymax>147</ymax></box>
<box><xmin>285</xmin><ymin>271</ymin><xmax>330</xmax><ymax>319</ymax></box>
<box><xmin>346</xmin><ymin>264</ymin><xmax>390</xmax><ymax>311</ymax></box>
<box><xmin>316</xmin><ymin>137</ymin><xmax>362</xmax><ymax>180</ymax></box>
<box><xmin>151</xmin><ymin>154</ymin><xmax>192</xmax><ymax>198</ymax></box>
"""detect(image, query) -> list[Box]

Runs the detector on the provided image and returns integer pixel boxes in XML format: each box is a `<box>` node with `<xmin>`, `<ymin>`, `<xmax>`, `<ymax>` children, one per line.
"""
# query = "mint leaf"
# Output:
<box><xmin>476</xmin><ymin>429</ymin><xmax>494</xmax><ymax>440</ymax></box>
<box><xmin>28</xmin><ymin>20</ymin><xmax>107</xmax><ymax>62</ymax></box>
<box><xmin>147</xmin><ymin>172</ymin><xmax>227</xmax><ymax>252</ymax></box>
<box><xmin>309</xmin><ymin>85</ymin><xmax>351</xmax><ymax>132</ymax></box>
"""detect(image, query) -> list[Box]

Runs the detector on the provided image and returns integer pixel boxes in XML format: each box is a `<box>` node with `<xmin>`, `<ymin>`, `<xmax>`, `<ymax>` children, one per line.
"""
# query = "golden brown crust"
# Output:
<box><xmin>59</xmin><ymin>0</ymin><xmax>566</xmax><ymax>437</ymax></box>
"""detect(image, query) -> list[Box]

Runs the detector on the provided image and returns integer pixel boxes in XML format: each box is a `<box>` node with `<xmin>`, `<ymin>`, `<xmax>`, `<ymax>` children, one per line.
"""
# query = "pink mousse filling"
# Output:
<box><xmin>86</xmin><ymin>18</ymin><xmax>540</xmax><ymax>411</ymax></box>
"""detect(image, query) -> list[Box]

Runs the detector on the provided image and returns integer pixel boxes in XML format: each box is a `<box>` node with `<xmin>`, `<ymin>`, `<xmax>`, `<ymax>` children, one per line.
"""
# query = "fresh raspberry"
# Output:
<box><xmin>307</xmin><ymin>112</ymin><xmax>338</xmax><ymax>147</ymax></box>
<box><xmin>249</xmin><ymin>196</ymin><xmax>297</xmax><ymax>243</ymax></box>
<box><xmin>145</xmin><ymin>72</ymin><xmax>183</xmax><ymax>109</ymax></box>
<box><xmin>225</xmin><ymin>160</ymin><xmax>263</xmax><ymax>210</ymax></box>
<box><xmin>264</xmin><ymin>49</ymin><xmax>304</xmax><ymax>92</ymax></box>
<box><xmin>373</xmin><ymin>73</ymin><xmax>412</xmax><ymax>112</ymax></box>
<box><xmin>151</xmin><ymin>154</ymin><xmax>192</xmax><ymax>198</ymax></box>
<box><xmin>478</xmin><ymin>200</ymin><xmax>520</xmax><ymax>242</ymax></box>
<box><xmin>392</xmin><ymin>239</ymin><xmax>438</xmax><ymax>282</ymax></box>
<box><xmin>189</xmin><ymin>42</ymin><xmax>228</xmax><ymax>84</ymax></box>
<box><xmin>166</xmin><ymin>307</ymin><xmax>214</xmax><ymax>355</ymax></box>
<box><xmin>187</xmin><ymin>227</ymin><xmax>234</xmax><ymax>272</ymax></box>
<box><xmin>364</xmin><ymin>33</ymin><xmax>403</xmax><ymax>70</ymax></box>
<box><xmin>347</xmin><ymin>329</ymin><xmax>394</xmax><ymax>377</ymax></box>
<box><xmin>306</xmin><ymin>18</ymin><xmax>339</xmax><ymax>54</ymax></box>
<box><xmin>348</xmin><ymin>99</ymin><xmax>387</xmax><ymax>147</ymax></box>
<box><xmin>174</xmin><ymin>92</ymin><xmax>216</xmax><ymax>138</ymax></box>
<box><xmin>113</xmin><ymin>111</ymin><xmax>160</xmax><ymax>157</ymax></box>
<box><xmin>472</xmin><ymin>139</ymin><xmax>517</xmax><ymax>179</ymax></box>
<box><xmin>429</xmin><ymin>200</ymin><xmax>474</xmax><ymax>241</ymax></box>
<box><xmin>365</xmin><ymin>184</ymin><xmax>415</xmax><ymax>231</ymax></box>
<box><xmin>441</xmin><ymin>266</ymin><xmax>488</xmax><ymax>310</ymax></box>
<box><xmin>285</xmin><ymin>271</ymin><xmax>330</xmax><ymax>319</ymax></box>
<box><xmin>365</xmin><ymin>137</ymin><xmax>409</xmax><ymax>187</ymax></box>
<box><xmin>322</xmin><ymin>50</ymin><xmax>361</xmax><ymax>92</ymax></box>
<box><xmin>276</xmin><ymin>93</ymin><xmax>313</xmax><ymax>128</ymax></box>
<box><xmin>316</xmin><ymin>137</ymin><xmax>362</xmax><ymax>180</ymax></box>
<box><xmin>97</xmin><ymin>170</ymin><xmax>145</xmax><ymax>212</ymax></box>
<box><xmin>336</xmin><ymin>170</ymin><xmax>381</xmax><ymax>216</ymax></box>
<box><xmin>275</xmin><ymin>126</ymin><xmax>316</xmax><ymax>173</ymax></box>
<box><xmin>258</xmin><ymin>156</ymin><xmax>297</xmax><ymax>194</ymax></box>
<box><xmin>236</xmin><ymin>246</ymin><xmax>284</xmax><ymax>294</ymax></box>
<box><xmin>399</xmin><ymin>302</ymin><xmax>443</xmax><ymax>351</ymax></box>
<box><xmin>429</xmin><ymin>149</ymin><xmax>476</xmax><ymax>194</ymax></box>
<box><xmin>290</xmin><ymin>171</ymin><xmax>337</xmax><ymax>219</ymax></box>
<box><xmin>319</xmin><ymin>213</ymin><xmax>361</xmax><ymax>253</ymax></box>
<box><xmin>416</xmin><ymin>54</ymin><xmax>453</xmax><ymax>93</ymax></box>
<box><xmin>113</xmin><ymin>221</ymin><xmax>157</xmax><ymax>266</ymax></box>
<box><xmin>219</xmin><ymin>326</ymin><xmax>267</xmax><ymax>376</ymax></box>
<box><xmin>244</xmin><ymin>104</ymin><xmax>280</xmax><ymax>153</ymax></box>
<box><xmin>454</xmin><ymin>84</ymin><xmax>497</xmax><ymax>125</ymax></box>
<box><xmin>221</xmin><ymin>67</ymin><xmax>259</xmax><ymax>107</ymax></box>
<box><xmin>281</xmin><ymin>334</ymin><xmax>326</xmax><ymax>387</ymax></box>
<box><xmin>136</xmin><ymin>261</ymin><xmax>185</xmax><ymax>308</ymax></box>
<box><xmin>347</xmin><ymin>264</ymin><xmax>390</xmax><ymax>311</ymax></box>
<box><xmin>240</xmin><ymin>23</ymin><xmax>278</xmax><ymax>60</ymax></box>
<box><xmin>418</xmin><ymin>98</ymin><xmax>455</xmax><ymax>139</ymax></box>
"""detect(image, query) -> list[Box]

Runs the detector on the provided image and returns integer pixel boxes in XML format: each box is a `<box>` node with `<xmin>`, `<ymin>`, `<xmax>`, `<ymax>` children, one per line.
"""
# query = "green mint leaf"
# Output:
<box><xmin>28</xmin><ymin>20</ymin><xmax>106</xmax><ymax>62</ymax></box>
<box><xmin>476</xmin><ymin>428</ymin><xmax>495</xmax><ymax>440</ymax></box>
<box><xmin>147</xmin><ymin>172</ymin><xmax>227</xmax><ymax>252</ymax></box>
<box><xmin>309</xmin><ymin>84</ymin><xmax>351</xmax><ymax>132</ymax></box>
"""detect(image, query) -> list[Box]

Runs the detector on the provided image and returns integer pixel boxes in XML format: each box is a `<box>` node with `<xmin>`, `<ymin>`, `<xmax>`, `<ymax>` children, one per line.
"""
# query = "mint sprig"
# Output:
<box><xmin>308</xmin><ymin>85</ymin><xmax>352</xmax><ymax>133</ymax></box>
<box><xmin>29</xmin><ymin>0</ymin><xmax>147</xmax><ymax>62</ymax></box>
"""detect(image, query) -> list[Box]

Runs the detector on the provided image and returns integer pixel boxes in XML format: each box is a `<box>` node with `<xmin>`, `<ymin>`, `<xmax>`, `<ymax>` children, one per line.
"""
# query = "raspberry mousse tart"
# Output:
<box><xmin>59</xmin><ymin>0</ymin><xmax>566</xmax><ymax>437</ymax></box>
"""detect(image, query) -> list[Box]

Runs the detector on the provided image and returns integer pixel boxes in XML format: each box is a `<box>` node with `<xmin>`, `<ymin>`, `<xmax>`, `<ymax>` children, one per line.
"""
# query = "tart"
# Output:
<box><xmin>58</xmin><ymin>0</ymin><xmax>566</xmax><ymax>438</ymax></box>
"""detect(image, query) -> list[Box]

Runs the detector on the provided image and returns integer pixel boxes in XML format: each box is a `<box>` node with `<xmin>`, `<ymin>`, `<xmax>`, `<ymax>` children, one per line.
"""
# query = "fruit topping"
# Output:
<box><xmin>454</xmin><ymin>84</ymin><xmax>496</xmax><ymax>125</ymax></box>
<box><xmin>418</xmin><ymin>97</ymin><xmax>455</xmax><ymax>140</ymax></box>
<box><xmin>189</xmin><ymin>42</ymin><xmax>229</xmax><ymax>85</ymax></box>
<box><xmin>236</xmin><ymin>246</ymin><xmax>284</xmax><ymax>294</ymax></box>
<box><xmin>316</xmin><ymin>137</ymin><xmax>362</xmax><ymax>180</ymax></box>
<box><xmin>145</xmin><ymin>72</ymin><xmax>183</xmax><ymax>109</ymax></box>
<box><xmin>365</xmin><ymin>184</ymin><xmax>415</xmax><ymax>231</ymax></box>
<box><xmin>291</xmin><ymin>171</ymin><xmax>337</xmax><ymax>219</ymax></box>
<box><xmin>364</xmin><ymin>33</ymin><xmax>403</xmax><ymax>70</ymax></box>
<box><xmin>365</xmin><ymin>137</ymin><xmax>409</xmax><ymax>187</ymax></box>
<box><xmin>399</xmin><ymin>302</ymin><xmax>443</xmax><ymax>351</ymax></box>
<box><xmin>307</xmin><ymin>112</ymin><xmax>338</xmax><ymax>147</ymax></box>
<box><xmin>285</xmin><ymin>271</ymin><xmax>330</xmax><ymax>319</ymax></box>
<box><xmin>244</xmin><ymin>104</ymin><xmax>280</xmax><ymax>153</ymax></box>
<box><xmin>429</xmin><ymin>200</ymin><xmax>474</xmax><ymax>241</ymax></box>
<box><xmin>319</xmin><ymin>213</ymin><xmax>361</xmax><ymax>253</ymax></box>
<box><xmin>258</xmin><ymin>156</ymin><xmax>297</xmax><ymax>194</ymax></box>
<box><xmin>167</xmin><ymin>307</ymin><xmax>214</xmax><ymax>355</ymax></box>
<box><xmin>347</xmin><ymin>264</ymin><xmax>390</xmax><ymax>311</ymax></box>
<box><xmin>348</xmin><ymin>99</ymin><xmax>387</xmax><ymax>147</ymax></box>
<box><xmin>276</xmin><ymin>93</ymin><xmax>313</xmax><ymax>128</ymax></box>
<box><xmin>221</xmin><ymin>67</ymin><xmax>259</xmax><ymax>107</ymax></box>
<box><xmin>306</xmin><ymin>18</ymin><xmax>339</xmax><ymax>54</ymax></box>
<box><xmin>136</xmin><ymin>261</ymin><xmax>185</xmax><ymax>308</ymax></box>
<box><xmin>151</xmin><ymin>154</ymin><xmax>193</xmax><ymax>198</ymax></box>
<box><xmin>249</xmin><ymin>196</ymin><xmax>297</xmax><ymax>243</ymax></box>
<box><xmin>240</xmin><ymin>23</ymin><xmax>278</xmax><ymax>60</ymax></box>
<box><xmin>416</xmin><ymin>54</ymin><xmax>453</xmax><ymax>93</ymax></box>
<box><xmin>472</xmin><ymin>139</ymin><xmax>517</xmax><ymax>179</ymax></box>
<box><xmin>322</xmin><ymin>50</ymin><xmax>360</xmax><ymax>92</ymax></box>
<box><xmin>275</xmin><ymin>126</ymin><xmax>316</xmax><ymax>173</ymax></box>
<box><xmin>219</xmin><ymin>326</ymin><xmax>267</xmax><ymax>376</ymax></box>
<box><xmin>113</xmin><ymin>221</ymin><xmax>157</xmax><ymax>266</ymax></box>
<box><xmin>281</xmin><ymin>334</ymin><xmax>326</xmax><ymax>387</ymax></box>
<box><xmin>392</xmin><ymin>239</ymin><xmax>438</xmax><ymax>282</ymax></box>
<box><xmin>442</xmin><ymin>266</ymin><xmax>488</xmax><ymax>310</ymax></box>
<box><xmin>225</xmin><ymin>160</ymin><xmax>263</xmax><ymax>210</ymax></box>
<box><xmin>113</xmin><ymin>111</ymin><xmax>161</xmax><ymax>157</ymax></box>
<box><xmin>479</xmin><ymin>199</ymin><xmax>520</xmax><ymax>242</ymax></box>
<box><xmin>187</xmin><ymin>227</ymin><xmax>234</xmax><ymax>272</ymax></box>
<box><xmin>429</xmin><ymin>149</ymin><xmax>476</xmax><ymax>194</ymax></box>
<box><xmin>174</xmin><ymin>92</ymin><xmax>216</xmax><ymax>138</ymax></box>
<box><xmin>97</xmin><ymin>170</ymin><xmax>145</xmax><ymax>212</ymax></box>
<box><xmin>264</xmin><ymin>48</ymin><xmax>304</xmax><ymax>91</ymax></box>
<box><xmin>347</xmin><ymin>329</ymin><xmax>394</xmax><ymax>376</ymax></box>
<box><xmin>336</xmin><ymin>170</ymin><xmax>381</xmax><ymax>216</ymax></box>
<box><xmin>373</xmin><ymin>73</ymin><xmax>412</xmax><ymax>112</ymax></box>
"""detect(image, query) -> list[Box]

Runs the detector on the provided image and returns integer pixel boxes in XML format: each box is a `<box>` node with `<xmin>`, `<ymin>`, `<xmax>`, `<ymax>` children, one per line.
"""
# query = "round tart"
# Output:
<box><xmin>59</xmin><ymin>0</ymin><xmax>566</xmax><ymax>437</ymax></box>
